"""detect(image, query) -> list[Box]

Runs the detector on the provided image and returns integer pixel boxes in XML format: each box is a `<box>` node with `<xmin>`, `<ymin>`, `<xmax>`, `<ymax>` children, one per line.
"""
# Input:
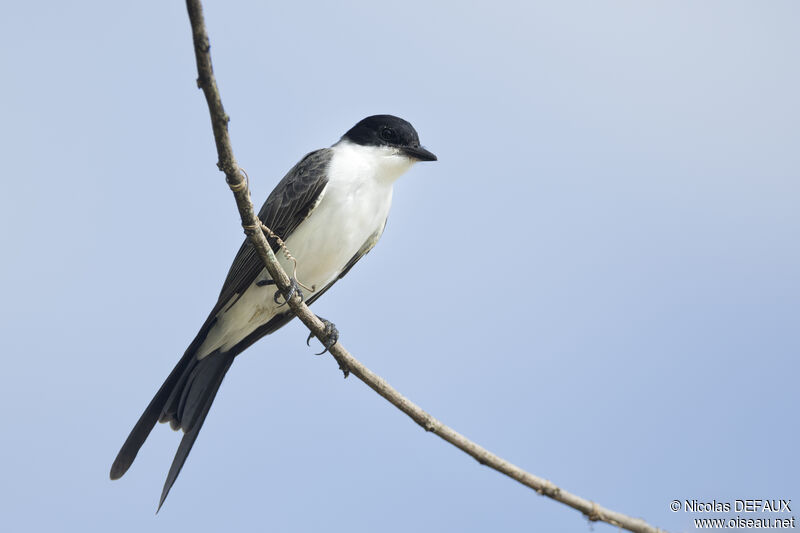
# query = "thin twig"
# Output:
<box><xmin>184</xmin><ymin>1</ymin><xmax>665</xmax><ymax>531</ymax></box>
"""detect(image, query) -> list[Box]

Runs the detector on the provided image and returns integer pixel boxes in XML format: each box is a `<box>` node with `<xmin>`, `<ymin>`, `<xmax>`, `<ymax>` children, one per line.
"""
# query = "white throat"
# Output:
<box><xmin>330</xmin><ymin>139</ymin><xmax>414</xmax><ymax>185</ymax></box>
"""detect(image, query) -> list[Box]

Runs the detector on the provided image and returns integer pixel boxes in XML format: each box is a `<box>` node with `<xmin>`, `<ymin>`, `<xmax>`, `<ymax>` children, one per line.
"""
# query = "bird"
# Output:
<box><xmin>110</xmin><ymin>114</ymin><xmax>436</xmax><ymax>509</ymax></box>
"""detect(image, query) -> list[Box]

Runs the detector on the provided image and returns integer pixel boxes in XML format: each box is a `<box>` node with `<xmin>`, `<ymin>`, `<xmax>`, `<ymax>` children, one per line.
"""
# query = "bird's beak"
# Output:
<box><xmin>402</xmin><ymin>145</ymin><xmax>437</xmax><ymax>162</ymax></box>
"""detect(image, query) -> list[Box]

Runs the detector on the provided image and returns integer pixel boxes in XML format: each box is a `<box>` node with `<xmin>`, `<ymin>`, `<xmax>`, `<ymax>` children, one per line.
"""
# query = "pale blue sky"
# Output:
<box><xmin>1</xmin><ymin>1</ymin><xmax>797</xmax><ymax>532</ymax></box>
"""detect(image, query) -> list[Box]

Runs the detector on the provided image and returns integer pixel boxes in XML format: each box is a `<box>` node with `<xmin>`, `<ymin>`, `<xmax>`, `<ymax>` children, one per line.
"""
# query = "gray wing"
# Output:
<box><xmin>213</xmin><ymin>148</ymin><xmax>333</xmax><ymax>313</ymax></box>
<box><xmin>179</xmin><ymin>148</ymin><xmax>332</xmax><ymax>359</ymax></box>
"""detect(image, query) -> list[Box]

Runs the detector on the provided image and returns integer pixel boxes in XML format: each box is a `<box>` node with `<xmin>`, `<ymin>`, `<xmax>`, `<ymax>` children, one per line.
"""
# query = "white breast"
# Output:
<box><xmin>196</xmin><ymin>141</ymin><xmax>413</xmax><ymax>357</ymax></box>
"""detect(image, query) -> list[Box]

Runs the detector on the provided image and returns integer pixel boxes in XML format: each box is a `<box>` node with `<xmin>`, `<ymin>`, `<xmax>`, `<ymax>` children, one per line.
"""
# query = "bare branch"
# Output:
<box><xmin>184</xmin><ymin>1</ymin><xmax>665</xmax><ymax>532</ymax></box>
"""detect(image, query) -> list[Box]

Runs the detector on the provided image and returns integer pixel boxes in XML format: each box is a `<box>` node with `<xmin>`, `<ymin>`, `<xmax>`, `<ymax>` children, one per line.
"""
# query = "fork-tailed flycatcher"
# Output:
<box><xmin>110</xmin><ymin>114</ymin><xmax>436</xmax><ymax>509</ymax></box>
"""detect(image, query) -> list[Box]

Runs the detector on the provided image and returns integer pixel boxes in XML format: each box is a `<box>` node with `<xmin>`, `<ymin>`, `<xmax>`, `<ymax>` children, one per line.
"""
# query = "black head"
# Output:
<box><xmin>341</xmin><ymin>114</ymin><xmax>437</xmax><ymax>161</ymax></box>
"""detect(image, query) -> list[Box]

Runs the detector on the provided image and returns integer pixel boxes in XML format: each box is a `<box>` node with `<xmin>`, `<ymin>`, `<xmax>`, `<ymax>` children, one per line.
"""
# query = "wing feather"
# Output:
<box><xmin>210</xmin><ymin>149</ymin><xmax>333</xmax><ymax>318</ymax></box>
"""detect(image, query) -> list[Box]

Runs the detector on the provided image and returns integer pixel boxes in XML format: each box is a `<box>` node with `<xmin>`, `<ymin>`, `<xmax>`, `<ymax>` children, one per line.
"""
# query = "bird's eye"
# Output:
<box><xmin>380</xmin><ymin>127</ymin><xmax>396</xmax><ymax>141</ymax></box>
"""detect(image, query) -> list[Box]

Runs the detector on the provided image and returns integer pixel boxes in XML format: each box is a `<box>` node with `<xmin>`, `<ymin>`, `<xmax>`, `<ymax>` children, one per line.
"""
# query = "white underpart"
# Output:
<box><xmin>196</xmin><ymin>141</ymin><xmax>415</xmax><ymax>358</ymax></box>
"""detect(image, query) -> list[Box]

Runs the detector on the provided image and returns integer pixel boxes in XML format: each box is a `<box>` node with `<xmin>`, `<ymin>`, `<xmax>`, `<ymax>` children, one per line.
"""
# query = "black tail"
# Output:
<box><xmin>110</xmin><ymin>346</ymin><xmax>235</xmax><ymax>510</ymax></box>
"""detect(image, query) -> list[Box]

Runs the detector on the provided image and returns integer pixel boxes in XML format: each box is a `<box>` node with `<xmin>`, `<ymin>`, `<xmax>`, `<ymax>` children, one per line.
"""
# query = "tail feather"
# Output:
<box><xmin>160</xmin><ymin>354</ymin><xmax>200</xmax><ymax>430</ymax></box>
<box><xmin>112</xmin><ymin>311</ymin><xmax>294</xmax><ymax>508</ymax></box>
<box><xmin>178</xmin><ymin>352</ymin><xmax>231</xmax><ymax>431</ymax></box>
<box><xmin>109</xmin><ymin>350</ymin><xmax>196</xmax><ymax>480</ymax></box>
<box><xmin>110</xmin><ymin>347</ymin><xmax>235</xmax><ymax>508</ymax></box>
<box><xmin>158</xmin><ymin>351</ymin><xmax>234</xmax><ymax>511</ymax></box>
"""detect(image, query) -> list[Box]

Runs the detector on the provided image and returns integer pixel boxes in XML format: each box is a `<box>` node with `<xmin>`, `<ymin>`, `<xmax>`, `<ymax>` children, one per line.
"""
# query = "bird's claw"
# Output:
<box><xmin>306</xmin><ymin>316</ymin><xmax>339</xmax><ymax>355</ymax></box>
<box><xmin>306</xmin><ymin>314</ymin><xmax>345</xmax><ymax>373</ymax></box>
<box><xmin>274</xmin><ymin>277</ymin><xmax>304</xmax><ymax>306</ymax></box>
<box><xmin>258</xmin><ymin>278</ymin><xmax>304</xmax><ymax>307</ymax></box>
<box><xmin>304</xmin><ymin>316</ymin><xmax>349</xmax><ymax>378</ymax></box>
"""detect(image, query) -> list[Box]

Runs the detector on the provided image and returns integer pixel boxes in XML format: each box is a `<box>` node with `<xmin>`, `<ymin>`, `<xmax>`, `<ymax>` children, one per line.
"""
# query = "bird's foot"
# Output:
<box><xmin>256</xmin><ymin>278</ymin><xmax>304</xmax><ymax>307</ymax></box>
<box><xmin>306</xmin><ymin>316</ymin><xmax>348</xmax><ymax>377</ymax></box>
<box><xmin>306</xmin><ymin>316</ymin><xmax>339</xmax><ymax>355</ymax></box>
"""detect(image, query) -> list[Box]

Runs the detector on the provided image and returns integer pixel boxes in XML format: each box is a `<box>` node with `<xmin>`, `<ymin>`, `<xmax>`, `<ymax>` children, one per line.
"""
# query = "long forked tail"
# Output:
<box><xmin>110</xmin><ymin>347</ymin><xmax>235</xmax><ymax>510</ymax></box>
